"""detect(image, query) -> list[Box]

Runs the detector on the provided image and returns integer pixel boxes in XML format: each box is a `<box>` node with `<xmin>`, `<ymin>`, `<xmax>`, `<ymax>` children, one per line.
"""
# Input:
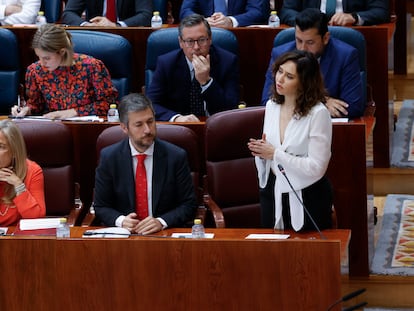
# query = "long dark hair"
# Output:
<box><xmin>270</xmin><ymin>50</ymin><xmax>327</xmax><ymax>117</ymax></box>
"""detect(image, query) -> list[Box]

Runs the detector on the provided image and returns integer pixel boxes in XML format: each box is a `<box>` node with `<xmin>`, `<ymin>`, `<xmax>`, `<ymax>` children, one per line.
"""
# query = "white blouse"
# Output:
<box><xmin>255</xmin><ymin>99</ymin><xmax>332</xmax><ymax>230</ymax></box>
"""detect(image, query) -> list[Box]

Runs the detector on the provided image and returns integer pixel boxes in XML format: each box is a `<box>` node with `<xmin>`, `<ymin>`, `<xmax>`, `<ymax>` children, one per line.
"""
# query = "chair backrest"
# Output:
<box><xmin>0</xmin><ymin>29</ymin><xmax>19</xmax><ymax>115</ymax></box>
<box><xmin>41</xmin><ymin>0</ymin><xmax>62</xmax><ymax>23</ymax></box>
<box><xmin>96</xmin><ymin>124</ymin><xmax>200</xmax><ymax>193</ymax></box>
<box><xmin>145</xmin><ymin>27</ymin><xmax>238</xmax><ymax>90</ymax></box>
<box><xmin>205</xmin><ymin>107</ymin><xmax>265</xmax><ymax>228</ymax></box>
<box><xmin>273</xmin><ymin>26</ymin><xmax>367</xmax><ymax>104</ymax></box>
<box><xmin>15</xmin><ymin>120</ymin><xmax>75</xmax><ymax>217</ymax></box>
<box><xmin>68</xmin><ymin>30</ymin><xmax>132</xmax><ymax>99</ymax></box>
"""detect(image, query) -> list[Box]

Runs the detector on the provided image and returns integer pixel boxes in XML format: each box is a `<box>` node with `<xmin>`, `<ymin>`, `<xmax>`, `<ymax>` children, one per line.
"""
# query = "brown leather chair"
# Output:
<box><xmin>82</xmin><ymin>123</ymin><xmax>214</xmax><ymax>226</ymax></box>
<box><xmin>14</xmin><ymin>120</ymin><xmax>82</xmax><ymax>225</ymax></box>
<box><xmin>204</xmin><ymin>107</ymin><xmax>265</xmax><ymax>228</ymax></box>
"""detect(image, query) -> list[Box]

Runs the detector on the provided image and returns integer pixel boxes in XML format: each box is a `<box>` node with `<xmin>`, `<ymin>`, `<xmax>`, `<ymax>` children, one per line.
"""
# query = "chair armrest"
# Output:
<box><xmin>81</xmin><ymin>204</ymin><xmax>96</xmax><ymax>227</ymax></box>
<box><xmin>67</xmin><ymin>182</ymin><xmax>83</xmax><ymax>226</ymax></box>
<box><xmin>203</xmin><ymin>194</ymin><xmax>226</xmax><ymax>228</ymax></box>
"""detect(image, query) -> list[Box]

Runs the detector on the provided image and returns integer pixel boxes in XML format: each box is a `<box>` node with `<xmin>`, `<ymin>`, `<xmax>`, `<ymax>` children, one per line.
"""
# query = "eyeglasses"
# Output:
<box><xmin>180</xmin><ymin>37</ymin><xmax>210</xmax><ymax>48</ymax></box>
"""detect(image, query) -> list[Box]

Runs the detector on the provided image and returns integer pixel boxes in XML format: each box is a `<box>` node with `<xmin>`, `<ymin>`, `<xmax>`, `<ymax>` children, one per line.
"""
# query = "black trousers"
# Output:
<box><xmin>260</xmin><ymin>171</ymin><xmax>333</xmax><ymax>231</ymax></box>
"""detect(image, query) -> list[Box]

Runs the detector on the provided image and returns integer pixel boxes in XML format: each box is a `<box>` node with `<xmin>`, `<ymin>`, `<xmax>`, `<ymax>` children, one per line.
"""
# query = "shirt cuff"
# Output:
<box><xmin>157</xmin><ymin>217</ymin><xmax>168</xmax><ymax>229</ymax></box>
<box><xmin>117</xmin><ymin>21</ymin><xmax>127</xmax><ymax>27</ymax></box>
<box><xmin>201</xmin><ymin>78</ymin><xmax>213</xmax><ymax>92</ymax></box>
<box><xmin>115</xmin><ymin>215</ymin><xmax>126</xmax><ymax>227</ymax></box>
<box><xmin>170</xmin><ymin>114</ymin><xmax>182</xmax><ymax>122</ymax></box>
<box><xmin>228</xmin><ymin>16</ymin><xmax>238</xmax><ymax>27</ymax></box>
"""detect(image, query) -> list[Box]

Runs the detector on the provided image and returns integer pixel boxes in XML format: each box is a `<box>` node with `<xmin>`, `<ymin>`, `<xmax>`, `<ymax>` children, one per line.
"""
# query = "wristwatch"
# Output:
<box><xmin>351</xmin><ymin>12</ymin><xmax>359</xmax><ymax>25</ymax></box>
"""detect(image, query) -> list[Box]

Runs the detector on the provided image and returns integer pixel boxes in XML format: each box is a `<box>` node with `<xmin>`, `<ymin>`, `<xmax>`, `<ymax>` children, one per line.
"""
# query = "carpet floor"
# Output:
<box><xmin>391</xmin><ymin>100</ymin><xmax>414</xmax><ymax>167</ymax></box>
<box><xmin>371</xmin><ymin>194</ymin><xmax>414</xmax><ymax>276</ymax></box>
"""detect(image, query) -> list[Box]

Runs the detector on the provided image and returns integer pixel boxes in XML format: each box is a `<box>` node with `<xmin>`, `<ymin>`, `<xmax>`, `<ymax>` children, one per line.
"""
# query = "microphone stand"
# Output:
<box><xmin>277</xmin><ymin>164</ymin><xmax>326</xmax><ymax>240</ymax></box>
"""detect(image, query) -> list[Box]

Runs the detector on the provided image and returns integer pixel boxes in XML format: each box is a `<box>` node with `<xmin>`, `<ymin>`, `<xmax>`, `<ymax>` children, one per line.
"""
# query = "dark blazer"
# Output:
<box><xmin>146</xmin><ymin>45</ymin><xmax>240</xmax><ymax>121</ymax></box>
<box><xmin>261</xmin><ymin>38</ymin><xmax>364</xmax><ymax>118</ymax></box>
<box><xmin>179</xmin><ymin>0</ymin><xmax>268</xmax><ymax>26</ymax></box>
<box><xmin>94</xmin><ymin>138</ymin><xmax>197</xmax><ymax>227</ymax></box>
<box><xmin>61</xmin><ymin>0</ymin><xmax>152</xmax><ymax>26</ymax></box>
<box><xmin>280</xmin><ymin>0</ymin><xmax>389</xmax><ymax>26</ymax></box>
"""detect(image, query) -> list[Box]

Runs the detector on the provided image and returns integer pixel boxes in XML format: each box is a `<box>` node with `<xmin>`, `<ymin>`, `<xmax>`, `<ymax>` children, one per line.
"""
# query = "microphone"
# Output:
<box><xmin>277</xmin><ymin>164</ymin><xmax>326</xmax><ymax>239</ymax></box>
<box><xmin>326</xmin><ymin>288</ymin><xmax>366</xmax><ymax>311</ymax></box>
<box><xmin>342</xmin><ymin>302</ymin><xmax>367</xmax><ymax>311</ymax></box>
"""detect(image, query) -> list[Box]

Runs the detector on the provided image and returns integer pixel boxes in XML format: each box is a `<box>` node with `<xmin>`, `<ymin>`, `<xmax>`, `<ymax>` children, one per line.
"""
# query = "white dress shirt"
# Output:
<box><xmin>255</xmin><ymin>100</ymin><xmax>332</xmax><ymax>230</ymax></box>
<box><xmin>0</xmin><ymin>0</ymin><xmax>40</xmax><ymax>25</ymax></box>
<box><xmin>115</xmin><ymin>141</ymin><xmax>168</xmax><ymax>229</ymax></box>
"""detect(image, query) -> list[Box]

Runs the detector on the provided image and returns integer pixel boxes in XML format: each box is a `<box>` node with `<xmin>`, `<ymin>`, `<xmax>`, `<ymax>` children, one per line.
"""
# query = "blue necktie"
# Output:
<box><xmin>325</xmin><ymin>0</ymin><xmax>336</xmax><ymax>17</ymax></box>
<box><xmin>214</xmin><ymin>0</ymin><xmax>227</xmax><ymax>15</ymax></box>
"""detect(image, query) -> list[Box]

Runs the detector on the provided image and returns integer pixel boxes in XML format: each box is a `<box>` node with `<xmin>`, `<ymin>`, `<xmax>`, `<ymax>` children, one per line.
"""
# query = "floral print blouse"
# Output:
<box><xmin>25</xmin><ymin>53</ymin><xmax>118</xmax><ymax>116</ymax></box>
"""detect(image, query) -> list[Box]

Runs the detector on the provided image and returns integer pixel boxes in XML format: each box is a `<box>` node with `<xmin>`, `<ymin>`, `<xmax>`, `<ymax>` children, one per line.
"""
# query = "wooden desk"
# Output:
<box><xmin>5</xmin><ymin>26</ymin><xmax>390</xmax><ymax>167</ymax></box>
<box><xmin>0</xmin><ymin>228</ymin><xmax>349</xmax><ymax>311</ymax></box>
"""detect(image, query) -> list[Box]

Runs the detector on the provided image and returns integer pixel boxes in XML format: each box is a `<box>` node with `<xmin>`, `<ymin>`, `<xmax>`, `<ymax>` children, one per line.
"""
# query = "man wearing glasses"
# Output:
<box><xmin>146</xmin><ymin>14</ymin><xmax>240</xmax><ymax>122</ymax></box>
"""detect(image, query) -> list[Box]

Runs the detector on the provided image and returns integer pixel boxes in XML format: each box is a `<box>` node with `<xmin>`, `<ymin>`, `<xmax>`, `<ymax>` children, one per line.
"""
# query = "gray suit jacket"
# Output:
<box><xmin>280</xmin><ymin>0</ymin><xmax>389</xmax><ymax>26</ymax></box>
<box><xmin>61</xmin><ymin>0</ymin><xmax>152</xmax><ymax>26</ymax></box>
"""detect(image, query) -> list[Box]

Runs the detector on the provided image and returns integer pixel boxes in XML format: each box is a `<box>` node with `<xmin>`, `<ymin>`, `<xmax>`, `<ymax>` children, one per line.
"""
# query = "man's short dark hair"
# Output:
<box><xmin>118</xmin><ymin>93</ymin><xmax>154</xmax><ymax>125</ymax></box>
<box><xmin>178</xmin><ymin>13</ymin><xmax>212</xmax><ymax>38</ymax></box>
<box><xmin>295</xmin><ymin>8</ymin><xmax>329</xmax><ymax>37</ymax></box>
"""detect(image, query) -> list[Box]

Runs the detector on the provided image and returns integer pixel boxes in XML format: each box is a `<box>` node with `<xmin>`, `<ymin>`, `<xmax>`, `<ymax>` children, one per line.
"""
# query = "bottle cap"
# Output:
<box><xmin>38</xmin><ymin>11</ymin><xmax>45</xmax><ymax>16</ymax></box>
<box><xmin>271</xmin><ymin>11</ymin><xmax>277</xmax><ymax>15</ymax></box>
<box><xmin>153</xmin><ymin>11</ymin><xmax>160</xmax><ymax>15</ymax></box>
<box><xmin>109</xmin><ymin>104</ymin><xmax>117</xmax><ymax>109</ymax></box>
<box><xmin>194</xmin><ymin>219</ymin><xmax>202</xmax><ymax>225</ymax></box>
<box><xmin>60</xmin><ymin>217</ymin><xmax>67</xmax><ymax>224</ymax></box>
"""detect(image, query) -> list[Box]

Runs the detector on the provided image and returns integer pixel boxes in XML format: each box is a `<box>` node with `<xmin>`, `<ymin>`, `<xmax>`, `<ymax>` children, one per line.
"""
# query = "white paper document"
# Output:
<box><xmin>19</xmin><ymin>218</ymin><xmax>61</xmax><ymax>230</ymax></box>
<box><xmin>171</xmin><ymin>233</ymin><xmax>215</xmax><ymax>239</ymax></box>
<box><xmin>245</xmin><ymin>234</ymin><xmax>290</xmax><ymax>240</ymax></box>
<box><xmin>82</xmin><ymin>227</ymin><xmax>131</xmax><ymax>238</ymax></box>
<box><xmin>331</xmin><ymin>118</ymin><xmax>349</xmax><ymax>123</ymax></box>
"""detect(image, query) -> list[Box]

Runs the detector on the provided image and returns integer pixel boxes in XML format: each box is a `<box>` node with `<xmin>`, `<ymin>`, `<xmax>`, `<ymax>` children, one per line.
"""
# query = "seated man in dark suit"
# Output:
<box><xmin>280</xmin><ymin>0</ymin><xmax>389</xmax><ymax>26</ymax></box>
<box><xmin>179</xmin><ymin>0</ymin><xmax>268</xmax><ymax>28</ymax></box>
<box><xmin>94</xmin><ymin>93</ymin><xmax>197</xmax><ymax>234</ymax></box>
<box><xmin>146</xmin><ymin>13</ymin><xmax>240</xmax><ymax>122</ymax></box>
<box><xmin>61</xmin><ymin>0</ymin><xmax>152</xmax><ymax>27</ymax></box>
<box><xmin>262</xmin><ymin>8</ymin><xmax>364</xmax><ymax>118</ymax></box>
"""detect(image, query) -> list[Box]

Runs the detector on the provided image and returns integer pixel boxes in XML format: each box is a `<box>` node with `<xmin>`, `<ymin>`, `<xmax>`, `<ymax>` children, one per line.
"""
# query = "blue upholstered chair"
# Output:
<box><xmin>144</xmin><ymin>27</ymin><xmax>238</xmax><ymax>91</ymax></box>
<box><xmin>273</xmin><ymin>26</ymin><xmax>367</xmax><ymax>105</ymax></box>
<box><xmin>41</xmin><ymin>0</ymin><xmax>62</xmax><ymax>23</ymax></box>
<box><xmin>68</xmin><ymin>30</ymin><xmax>132</xmax><ymax>99</ymax></box>
<box><xmin>0</xmin><ymin>29</ymin><xmax>19</xmax><ymax>115</ymax></box>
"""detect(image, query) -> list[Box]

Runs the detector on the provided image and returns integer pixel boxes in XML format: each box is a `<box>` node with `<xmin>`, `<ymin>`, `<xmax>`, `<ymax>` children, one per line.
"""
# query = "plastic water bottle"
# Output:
<box><xmin>151</xmin><ymin>11</ymin><xmax>162</xmax><ymax>28</ymax></box>
<box><xmin>191</xmin><ymin>219</ymin><xmax>205</xmax><ymax>239</ymax></box>
<box><xmin>56</xmin><ymin>218</ymin><xmax>70</xmax><ymax>238</ymax></box>
<box><xmin>268</xmin><ymin>11</ymin><xmax>280</xmax><ymax>28</ymax></box>
<box><xmin>36</xmin><ymin>11</ymin><xmax>47</xmax><ymax>26</ymax></box>
<box><xmin>107</xmin><ymin>104</ymin><xmax>119</xmax><ymax>122</ymax></box>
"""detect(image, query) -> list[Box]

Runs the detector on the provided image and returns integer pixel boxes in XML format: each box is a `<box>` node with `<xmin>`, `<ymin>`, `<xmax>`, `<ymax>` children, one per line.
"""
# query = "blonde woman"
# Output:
<box><xmin>11</xmin><ymin>24</ymin><xmax>118</xmax><ymax>119</ymax></box>
<box><xmin>0</xmin><ymin>120</ymin><xmax>45</xmax><ymax>226</ymax></box>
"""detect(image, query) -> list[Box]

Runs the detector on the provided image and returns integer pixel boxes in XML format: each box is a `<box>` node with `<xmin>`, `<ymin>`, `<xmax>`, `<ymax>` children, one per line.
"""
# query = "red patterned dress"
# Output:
<box><xmin>25</xmin><ymin>53</ymin><xmax>118</xmax><ymax>116</ymax></box>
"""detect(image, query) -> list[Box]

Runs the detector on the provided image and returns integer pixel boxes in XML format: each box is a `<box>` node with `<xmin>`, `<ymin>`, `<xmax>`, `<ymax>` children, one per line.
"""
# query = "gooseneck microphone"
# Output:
<box><xmin>277</xmin><ymin>164</ymin><xmax>326</xmax><ymax>240</ymax></box>
<box><xmin>326</xmin><ymin>288</ymin><xmax>367</xmax><ymax>311</ymax></box>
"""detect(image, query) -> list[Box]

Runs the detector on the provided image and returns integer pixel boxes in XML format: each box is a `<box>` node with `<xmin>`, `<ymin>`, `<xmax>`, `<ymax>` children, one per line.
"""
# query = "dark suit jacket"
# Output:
<box><xmin>61</xmin><ymin>0</ymin><xmax>152</xmax><ymax>26</ymax></box>
<box><xmin>146</xmin><ymin>45</ymin><xmax>240</xmax><ymax>121</ymax></box>
<box><xmin>94</xmin><ymin>138</ymin><xmax>197</xmax><ymax>227</ymax></box>
<box><xmin>179</xmin><ymin>0</ymin><xmax>268</xmax><ymax>26</ymax></box>
<box><xmin>280</xmin><ymin>0</ymin><xmax>389</xmax><ymax>26</ymax></box>
<box><xmin>261</xmin><ymin>38</ymin><xmax>364</xmax><ymax>118</ymax></box>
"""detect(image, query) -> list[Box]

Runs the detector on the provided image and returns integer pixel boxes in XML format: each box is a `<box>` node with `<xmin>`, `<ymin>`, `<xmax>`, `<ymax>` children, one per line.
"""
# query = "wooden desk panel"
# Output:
<box><xmin>5</xmin><ymin>26</ymin><xmax>389</xmax><ymax>166</ymax></box>
<box><xmin>0</xmin><ymin>228</ymin><xmax>348</xmax><ymax>311</ymax></box>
